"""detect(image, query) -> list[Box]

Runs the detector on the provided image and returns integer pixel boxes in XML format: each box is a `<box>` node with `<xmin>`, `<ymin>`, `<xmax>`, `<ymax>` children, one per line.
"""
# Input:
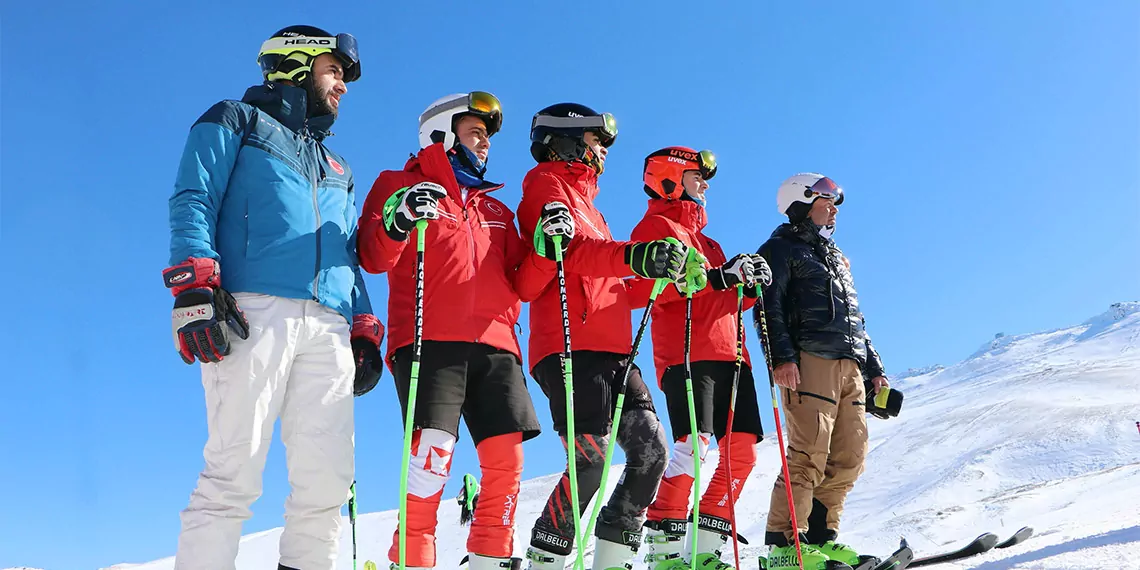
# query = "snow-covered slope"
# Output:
<box><xmin>103</xmin><ymin>303</ymin><xmax>1140</xmax><ymax>570</ymax></box>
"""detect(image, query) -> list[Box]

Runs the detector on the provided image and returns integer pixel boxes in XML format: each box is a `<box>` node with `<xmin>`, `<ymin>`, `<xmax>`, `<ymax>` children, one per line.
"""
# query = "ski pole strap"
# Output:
<box><xmin>381</xmin><ymin>186</ymin><xmax>411</xmax><ymax>233</ymax></box>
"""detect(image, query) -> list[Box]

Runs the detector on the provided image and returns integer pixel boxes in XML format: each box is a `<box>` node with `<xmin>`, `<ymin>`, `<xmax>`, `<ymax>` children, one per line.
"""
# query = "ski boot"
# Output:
<box><xmin>643</xmin><ymin>519</ymin><xmax>687</xmax><ymax>570</ymax></box>
<box><xmin>760</xmin><ymin>544</ymin><xmax>852</xmax><ymax>570</ymax></box>
<box><xmin>467</xmin><ymin>553</ymin><xmax>523</xmax><ymax>570</ymax></box>
<box><xmin>524</xmin><ymin>546</ymin><xmax>567</xmax><ymax>570</ymax></box>
<box><xmin>814</xmin><ymin>541</ymin><xmax>867</xmax><ymax>568</ymax></box>
<box><xmin>690</xmin><ymin>514</ymin><xmax>736</xmax><ymax>569</ymax></box>
<box><xmin>592</xmin><ymin>538</ymin><xmax>638</xmax><ymax>570</ymax></box>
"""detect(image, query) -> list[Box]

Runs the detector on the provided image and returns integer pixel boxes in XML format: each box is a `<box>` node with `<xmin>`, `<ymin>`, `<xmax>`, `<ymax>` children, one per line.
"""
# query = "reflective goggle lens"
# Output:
<box><xmin>600</xmin><ymin>112</ymin><xmax>618</xmax><ymax>142</ymax></box>
<box><xmin>469</xmin><ymin>91</ymin><xmax>501</xmax><ymax>115</ymax></box>
<box><xmin>698</xmin><ymin>149</ymin><xmax>717</xmax><ymax>180</ymax></box>
<box><xmin>467</xmin><ymin>91</ymin><xmax>503</xmax><ymax>134</ymax></box>
<box><xmin>808</xmin><ymin>176</ymin><xmax>843</xmax><ymax>204</ymax></box>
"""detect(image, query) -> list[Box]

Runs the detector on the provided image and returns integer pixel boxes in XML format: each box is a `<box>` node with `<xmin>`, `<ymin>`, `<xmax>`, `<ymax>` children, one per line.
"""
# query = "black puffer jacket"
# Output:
<box><xmin>753</xmin><ymin>221</ymin><xmax>885</xmax><ymax>379</ymax></box>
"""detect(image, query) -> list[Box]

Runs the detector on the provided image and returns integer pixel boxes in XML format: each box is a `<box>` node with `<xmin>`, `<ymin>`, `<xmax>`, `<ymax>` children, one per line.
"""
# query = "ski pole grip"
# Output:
<box><xmin>650</xmin><ymin>278</ymin><xmax>668</xmax><ymax>299</ymax></box>
<box><xmin>552</xmin><ymin>234</ymin><xmax>564</xmax><ymax>263</ymax></box>
<box><xmin>415</xmin><ymin>219</ymin><xmax>427</xmax><ymax>250</ymax></box>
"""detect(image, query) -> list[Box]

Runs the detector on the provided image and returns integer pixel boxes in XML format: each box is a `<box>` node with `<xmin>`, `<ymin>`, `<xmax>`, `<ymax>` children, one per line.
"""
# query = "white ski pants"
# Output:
<box><xmin>174</xmin><ymin>293</ymin><xmax>355</xmax><ymax>570</ymax></box>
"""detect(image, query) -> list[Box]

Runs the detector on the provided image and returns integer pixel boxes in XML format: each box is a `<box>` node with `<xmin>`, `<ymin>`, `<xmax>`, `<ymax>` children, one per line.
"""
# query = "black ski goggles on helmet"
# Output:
<box><xmin>806</xmin><ymin>176</ymin><xmax>844</xmax><ymax>205</ymax></box>
<box><xmin>532</xmin><ymin>112</ymin><xmax>618</xmax><ymax>147</ymax></box>
<box><xmin>258</xmin><ymin>32</ymin><xmax>361</xmax><ymax>82</ymax></box>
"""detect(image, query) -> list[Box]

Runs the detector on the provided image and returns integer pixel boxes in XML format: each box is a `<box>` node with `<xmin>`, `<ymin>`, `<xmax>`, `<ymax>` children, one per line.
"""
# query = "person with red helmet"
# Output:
<box><xmin>514</xmin><ymin>104</ymin><xmax>689</xmax><ymax>570</ymax></box>
<box><xmin>631</xmin><ymin>147</ymin><xmax>772</xmax><ymax>569</ymax></box>
<box><xmin>358</xmin><ymin>92</ymin><xmax>542</xmax><ymax>570</ymax></box>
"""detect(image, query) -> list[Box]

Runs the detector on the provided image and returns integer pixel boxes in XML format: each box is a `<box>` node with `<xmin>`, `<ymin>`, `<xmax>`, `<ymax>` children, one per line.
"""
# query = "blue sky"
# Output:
<box><xmin>2</xmin><ymin>2</ymin><xmax>1138</xmax><ymax>569</ymax></box>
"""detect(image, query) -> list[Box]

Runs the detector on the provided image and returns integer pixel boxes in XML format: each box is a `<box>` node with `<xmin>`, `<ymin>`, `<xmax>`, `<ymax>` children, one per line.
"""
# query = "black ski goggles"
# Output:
<box><xmin>532</xmin><ymin>112</ymin><xmax>618</xmax><ymax>147</ymax></box>
<box><xmin>258</xmin><ymin>32</ymin><xmax>361</xmax><ymax>82</ymax></box>
<box><xmin>806</xmin><ymin>176</ymin><xmax>844</xmax><ymax>205</ymax></box>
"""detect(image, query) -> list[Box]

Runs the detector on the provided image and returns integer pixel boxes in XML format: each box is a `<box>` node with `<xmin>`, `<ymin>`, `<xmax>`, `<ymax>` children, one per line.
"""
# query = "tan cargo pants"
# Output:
<box><xmin>766</xmin><ymin>351</ymin><xmax>868</xmax><ymax>540</ymax></box>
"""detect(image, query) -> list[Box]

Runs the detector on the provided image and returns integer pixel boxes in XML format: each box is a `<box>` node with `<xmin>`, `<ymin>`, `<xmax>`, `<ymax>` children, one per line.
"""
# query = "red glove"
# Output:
<box><xmin>162</xmin><ymin>258</ymin><xmax>250</xmax><ymax>364</ymax></box>
<box><xmin>351</xmin><ymin>314</ymin><xmax>384</xmax><ymax>396</ymax></box>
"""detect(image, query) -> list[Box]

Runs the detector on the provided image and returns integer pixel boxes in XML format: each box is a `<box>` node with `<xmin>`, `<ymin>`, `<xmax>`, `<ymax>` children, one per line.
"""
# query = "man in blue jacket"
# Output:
<box><xmin>162</xmin><ymin>25</ymin><xmax>382</xmax><ymax>570</ymax></box>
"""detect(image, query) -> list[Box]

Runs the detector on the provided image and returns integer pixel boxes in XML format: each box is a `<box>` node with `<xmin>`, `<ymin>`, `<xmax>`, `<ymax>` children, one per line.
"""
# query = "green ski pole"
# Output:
<box><xmin>553</xmin><ymin>234</ymin><xmax>586</xmax><ymax>570</ymax></box>
<box><xmin>397</xmin><ymin>219</ymin><xmax>429</xmax><ymax>570</ymax></box>
<box><xmin>349</xmin><ymin>481</ymin><xmax>360</xmax><ymax>570</ymax></box>
<box><xmin>580</xmin><ymin>277</ymin><xmax>669</xmax><ymax>544</ymax></box>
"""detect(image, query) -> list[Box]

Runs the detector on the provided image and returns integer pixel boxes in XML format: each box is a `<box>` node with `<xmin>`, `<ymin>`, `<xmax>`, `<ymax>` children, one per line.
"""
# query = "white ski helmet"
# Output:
<box><xmin>417</xmin><ymin>91</ymin><xmax>503</xmax><ymax>150</ymax></box>
<box><xmin>776</xmin><ymin>172</ymin><xmax>845</xmax><ymax>217</ymax></box>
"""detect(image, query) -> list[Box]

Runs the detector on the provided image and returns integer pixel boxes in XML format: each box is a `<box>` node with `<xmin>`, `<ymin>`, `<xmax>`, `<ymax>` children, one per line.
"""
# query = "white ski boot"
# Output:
<box><xmin>687</xmin><ymin>514</ymin><xmax>736</xmax><ymax>569</ymax></box>
<box><xmin>592</xmin><ymin>538</ymin><xmax>638</xmax><ymax>570</ymax></box>
<box><xmin>643</xmin><ymin>519</ymin><xmax>687</xmax><ymax>569</ymax></box>
<box><xmin>525</xmin><ymin>546</ymin><xmax>567</xmax><ymax>570</ymax></box>
<box><xmin>468</xmin><ymin>553</ymin><xmax>523</xmax><ymax>570</ymax></box>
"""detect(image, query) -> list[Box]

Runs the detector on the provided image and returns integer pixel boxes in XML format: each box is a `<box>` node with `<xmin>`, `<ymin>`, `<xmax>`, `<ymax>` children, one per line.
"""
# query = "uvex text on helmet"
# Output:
<box><xmin>643</xmin><ymin>147</ymin><xmax>717</xmax><ymax>200</ymax></box>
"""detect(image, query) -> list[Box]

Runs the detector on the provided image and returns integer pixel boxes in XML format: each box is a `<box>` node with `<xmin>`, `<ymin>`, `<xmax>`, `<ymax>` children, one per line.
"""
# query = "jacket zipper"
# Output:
<box><xmin>462</xmin><ymin>193</ymin><xmax>476</xmax><ymax>275</ymax></box>
<box><xmin>462</xmin><ymin>193</ymin><xmax>478</xmax><ymax>341</ymax></box>
<box><xmin>303</xmin><ymin>127</ymin><xmax>321</xmax><ymax>300</ymax></box>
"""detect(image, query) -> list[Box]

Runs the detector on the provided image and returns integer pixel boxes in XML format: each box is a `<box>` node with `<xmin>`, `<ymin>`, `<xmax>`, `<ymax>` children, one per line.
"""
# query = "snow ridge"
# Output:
<box><xmin>106</xmin><ymin>303</ymin><xmax>1140</xmax><ymax>570</ymax></box>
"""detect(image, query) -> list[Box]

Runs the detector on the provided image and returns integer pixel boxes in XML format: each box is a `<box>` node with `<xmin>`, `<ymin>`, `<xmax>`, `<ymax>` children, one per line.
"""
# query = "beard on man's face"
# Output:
<box><xmin>309</xmin><ymin>82</ymin><xmax>338</xmax><ymax>118</ymax></box>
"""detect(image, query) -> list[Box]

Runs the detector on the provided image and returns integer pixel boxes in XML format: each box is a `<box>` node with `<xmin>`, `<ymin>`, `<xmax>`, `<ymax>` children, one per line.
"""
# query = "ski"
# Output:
<box><xmin>854</xmin><ymin>539</ymin><xmax>913</xmax><ymax>570</ymax></box>
<box><xmin>908</xmin><ymin>532</ymin><xmax>999</xmax><ymax>567</ymax></box>
<box><xmin>995</xmin><ymin>526</ymin><xmax>1033</xmax><ymax>549</ymax></box>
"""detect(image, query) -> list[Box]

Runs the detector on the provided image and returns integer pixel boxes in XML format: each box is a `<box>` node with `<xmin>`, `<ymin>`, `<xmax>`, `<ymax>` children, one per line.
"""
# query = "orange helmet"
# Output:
<box><xmin>643</xmin><ymin>146</ymin><xmax>717</xmax><ymax>200</ymax></box>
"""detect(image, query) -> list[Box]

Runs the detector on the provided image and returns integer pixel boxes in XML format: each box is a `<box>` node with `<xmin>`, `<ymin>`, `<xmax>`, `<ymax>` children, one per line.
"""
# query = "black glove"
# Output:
<box><xmin>533</xmin><ymin>201</ymin><xmax>575</xmax><ymax>260</ymax></box>
<box><xmin>351</xmin><ymin>314</ymin><xmax>384</xmax><ymax>396</ymax></box>
<box><xmin>708</xmin><ymin>253</ymin><xmax>755</xmax><ymax>290</ymax></box>
<box><xmin>865</xmin><ymin>381</ymin><xmax>904</xmax><ymax>419</ymax></box>
<box><xmin>163</xmin><ymin>258</ymin><xmax>250</xmax><ymax>364</ymax></box>
<box><xmin>624</xmin><ymin>238</ymin><xmax>688</xmax><ymax>280</ymax></box>
<box><xmin>384</xmin><ymin>181</ymin><xmax>447</xmax><ymax>240</ymax></box>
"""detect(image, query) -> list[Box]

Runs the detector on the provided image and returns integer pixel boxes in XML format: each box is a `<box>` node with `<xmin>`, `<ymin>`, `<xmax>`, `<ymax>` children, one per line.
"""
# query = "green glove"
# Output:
<box><xmin>676</xmin><ymin>247</ymin><xmax>708</xmax><ymax>294</ymax></box>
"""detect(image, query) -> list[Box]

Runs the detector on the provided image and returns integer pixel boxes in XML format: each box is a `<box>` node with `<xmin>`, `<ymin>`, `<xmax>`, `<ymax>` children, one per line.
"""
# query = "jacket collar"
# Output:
<box><xmin>774</xmin><ymin>219</ymin><xmax>830</xmax><ymax>246</ymax></box>
<box><xmin>530</xmin><ymin>161</ymin><xmax>600</xmax><ymax>201</ymax></box>
<box><xmin>241</xmin><ymin>83</ymin><xmax>335</xmax><ymax>140</ymax></box>
<box><xmin>405</xmin><ymin>143</ymin><xmax>503</xmax><ymax>203</ymax></box>
<box><xmin>644</xmin><ymin>198</ymin><xmax>707</xmax><ymax>232</ymax></box>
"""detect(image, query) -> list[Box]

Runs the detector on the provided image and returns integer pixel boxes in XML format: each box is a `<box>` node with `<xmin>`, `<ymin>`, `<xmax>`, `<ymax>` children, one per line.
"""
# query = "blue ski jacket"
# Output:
<box><xmin>168</xmin><ymin>83</ymin><xmax>371</xmax><ymax>323</ymax></box>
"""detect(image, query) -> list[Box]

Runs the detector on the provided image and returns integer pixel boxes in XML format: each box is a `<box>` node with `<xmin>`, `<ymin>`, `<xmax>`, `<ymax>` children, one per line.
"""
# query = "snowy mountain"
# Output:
<box><xmin>92</xmin><ymin>302</ymin><xmax>1140</xmax><ymax>570</ymax></box>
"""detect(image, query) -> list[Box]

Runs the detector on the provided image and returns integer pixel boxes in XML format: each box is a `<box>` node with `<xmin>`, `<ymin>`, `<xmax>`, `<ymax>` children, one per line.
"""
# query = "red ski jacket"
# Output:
<box><xmin>514</xmin><ymin>161</ymin><xmax>639</xmax><ymax>366</ymax></box>
<box><xmin>359</xmin><ymin>143</ymin><xmax>524</xmax><ymax>364</ymax></box>
<box><xmin>629</xmin><ymin>198</ymin><xmax>755</xmax><ymax>382</ymax></box>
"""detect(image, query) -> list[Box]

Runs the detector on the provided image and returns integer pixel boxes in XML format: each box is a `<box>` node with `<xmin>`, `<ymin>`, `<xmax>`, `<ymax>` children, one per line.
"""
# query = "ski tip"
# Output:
<box><xmin>978</xmin><ymin>532</ymin><xmax>1000</xmax><ymax>550</ymax></box>
<box><xmin>364</xmin><ymin>561</ymin><xmax>377</xmax><ymax>570</ymax></box>
<box><xmin>460</xmin><ymin>555</ymin><xmax>470</xmax><ymax>566</ymax></box>
<box><xmin>995</xmin><ymin>526</ymin><xmax>1034</xmax><ymax>548</ymax></box>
